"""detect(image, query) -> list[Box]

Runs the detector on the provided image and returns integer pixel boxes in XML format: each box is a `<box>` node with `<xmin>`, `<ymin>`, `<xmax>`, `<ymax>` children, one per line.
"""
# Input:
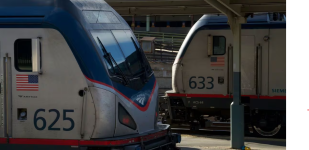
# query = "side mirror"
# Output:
<box><xmin>32</xmin><ymin>38</ymin><xmax>42</xmax><ymax>74</ymax></box>
<box><xmin>207</xmin><ymin>35</ymin><xmax>213</xmax><ymax>57</ymax></box>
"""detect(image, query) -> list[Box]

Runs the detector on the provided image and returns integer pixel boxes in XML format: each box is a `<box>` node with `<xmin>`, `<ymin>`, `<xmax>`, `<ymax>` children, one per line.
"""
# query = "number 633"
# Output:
<box><xmin>189</xmin><ymin>76</ymin><xmax>214</xmax><ymax>89</ymax></box>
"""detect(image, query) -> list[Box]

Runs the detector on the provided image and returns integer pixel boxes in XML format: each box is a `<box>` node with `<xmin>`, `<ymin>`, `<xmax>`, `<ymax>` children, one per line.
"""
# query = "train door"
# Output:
<box><xmin>0</xmin><ymin>34</ymin><xmax>3</xmax><ymax>139</ymax></box>
<box><xmin>239</xmin><ymin>35</ymin><xmax>256</xmax><ymax>96</ymax></box>
<box><xmin>0</xmin><ymin>28</ymin><xmax>87</xmax><ymax>140</ymax></box>
<box><xmin>227</xmin><ymin>35</ymin><xmax>258</xmax><ymax>96</ymax></box>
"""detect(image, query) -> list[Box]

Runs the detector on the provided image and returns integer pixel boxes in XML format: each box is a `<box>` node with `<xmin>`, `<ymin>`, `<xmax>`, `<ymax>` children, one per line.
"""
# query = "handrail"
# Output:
<box><xmin>134</xmin><ymin>31</ymin><xmax>186</xmax><ymax>43</ymax></box>
<box><xmin>134</xmin><ymin>31</ymin><xmax>185</xmax><ymax>63</ymax></box>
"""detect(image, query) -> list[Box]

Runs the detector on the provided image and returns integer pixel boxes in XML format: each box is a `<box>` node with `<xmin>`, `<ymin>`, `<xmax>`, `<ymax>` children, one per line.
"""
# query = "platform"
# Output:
<box><xmin>175</xmin><ymin>130</ymin><xmax>286</xmax><ymax>150</ymax></box>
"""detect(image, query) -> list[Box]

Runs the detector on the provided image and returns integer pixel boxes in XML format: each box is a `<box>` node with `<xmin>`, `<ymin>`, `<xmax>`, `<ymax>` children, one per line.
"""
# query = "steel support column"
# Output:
<box><xmin>146</xmin><ymin>15</ymin><xmax>150</xmax><ymax>31</ymax></box>
<box><xmin>228</xmin><ymin>16</ymin><xmax>246</xmax><ymax>149</ymax></box>
<box><xmin>204</xmin><ymin>1</ymin><xmax>248</xmax><ymax>148</ymax></box>
<box><xmin>132</xmin><ymin>15</ymin><xmax>135</xmax><ymax>31</ymax></box>
<box><xmin>191</xmin><ymin>15</ymin><xmax>194</xmax><ymax>27</ymax></box>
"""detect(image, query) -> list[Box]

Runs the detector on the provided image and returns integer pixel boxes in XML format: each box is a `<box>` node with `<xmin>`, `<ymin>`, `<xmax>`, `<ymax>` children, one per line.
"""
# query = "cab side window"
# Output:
<box><xmin>14</xmin><ymin>39</ymin><xmax>32</xmax><ymax>72</ymax></box>
<box><xmin>213</xmin><ymin>36</ymin><xmax>226</xmax><ymax>55</ymax></box>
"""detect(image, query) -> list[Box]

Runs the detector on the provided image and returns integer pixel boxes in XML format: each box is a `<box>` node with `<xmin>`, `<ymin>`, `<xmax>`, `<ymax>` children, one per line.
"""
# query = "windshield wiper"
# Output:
<box><xmin>97</xmin><ymin>37</ymin><xmax>129</xmax><ymax>85</ymax></box>
<box><xmin>96</xmin><ymin>38</ymin><xmax>116</xmax><ymax>73</ymax></box>
<box><xmin>131</xmin><ymin>37</ymin><xmax>151</xmax><ymax>81</ymax></box>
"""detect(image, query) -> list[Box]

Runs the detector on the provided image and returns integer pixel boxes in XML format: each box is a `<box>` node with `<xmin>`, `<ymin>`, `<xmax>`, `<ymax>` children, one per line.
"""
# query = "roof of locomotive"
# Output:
<box><xmin>0</xmin><ymin>0</ymin><xmax>130</xmax><ymax>30</ymax></box>
<box><xmin>200</xmin><ymin>13</ymin><xmax>286</xmax><ymax>27</ymax></box>
<box><xmin>206</xmin><ymin>14</ymin><xmax>282</xmax><ymax>23</ymax></box>
<box><xmin>174</xmin><ymin>13</ymin><xmax>286</xmax><ymax>63</ymax></box>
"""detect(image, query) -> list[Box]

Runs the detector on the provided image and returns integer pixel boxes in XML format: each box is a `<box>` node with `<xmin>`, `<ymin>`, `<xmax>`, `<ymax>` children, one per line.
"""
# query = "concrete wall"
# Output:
<box><xmin>149</xmin><ymin>62</ymin><xmax>173</xmax><ymax>96</ymax></box>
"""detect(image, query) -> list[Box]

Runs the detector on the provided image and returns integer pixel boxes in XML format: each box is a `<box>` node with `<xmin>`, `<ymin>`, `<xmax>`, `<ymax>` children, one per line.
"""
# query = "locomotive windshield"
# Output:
<box><xmin>112</xmin><ymin>30</ymin><xmax>144</xmax><ymax>76</ymax></box>
<box><xmin>91</xmin><ymin>30</ymin><xmax>151</xmax><ymax>81</ymax></box>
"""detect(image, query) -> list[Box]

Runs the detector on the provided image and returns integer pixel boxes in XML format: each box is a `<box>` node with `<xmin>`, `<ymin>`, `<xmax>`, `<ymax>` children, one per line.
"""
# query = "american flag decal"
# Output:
<box><xmin>16</xmin><ymin>75</ymin><xmax>39</xmax><ymax>91</ymax></box>
<box><xmin>210</xmin><ymin>57</ymin><xmax>225</xmax><ymax>67</ymax></box>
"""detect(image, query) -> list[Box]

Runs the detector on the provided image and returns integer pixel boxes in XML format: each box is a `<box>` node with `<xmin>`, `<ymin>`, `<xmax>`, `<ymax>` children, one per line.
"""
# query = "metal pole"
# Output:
<box><xmin>191</xmin><ymin>15</ymin><xmax>194</xmax><ymax>27</ymax></box>
<box><xmin>229</xmin><ymin>16</ymin><xmax>245</xmax><ymax>149</ymax></box>
<box><xmin>146</xmin><ymin>15</ymin><xmax>150</xmax><ymax>32</ymax></box>
<box><xmin>132</xmin><ymin>15</ymin><xmax>135</xmax><ymax>31</ymax></box>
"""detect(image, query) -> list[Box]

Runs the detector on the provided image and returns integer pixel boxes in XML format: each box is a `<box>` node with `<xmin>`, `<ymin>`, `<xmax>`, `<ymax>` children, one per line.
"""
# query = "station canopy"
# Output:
<box><xmin>105</xmin><ymin>0</ymin><xmax>286</xmax><ymax>16</ymax></box>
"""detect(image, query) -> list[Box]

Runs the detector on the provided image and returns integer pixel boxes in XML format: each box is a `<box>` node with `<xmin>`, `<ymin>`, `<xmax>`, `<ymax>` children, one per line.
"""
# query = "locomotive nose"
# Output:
<box><xmin>88</xmin><ymin>87</ymin><xmax>117</xmax><ymax>138</ymax></box>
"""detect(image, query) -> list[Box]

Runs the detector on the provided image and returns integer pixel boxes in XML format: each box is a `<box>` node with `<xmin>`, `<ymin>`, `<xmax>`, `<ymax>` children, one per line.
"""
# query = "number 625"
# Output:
<box><xmin>34</xmin><ymin>109</ymin><xmax>75</xmax><ymax>131</ymax></box>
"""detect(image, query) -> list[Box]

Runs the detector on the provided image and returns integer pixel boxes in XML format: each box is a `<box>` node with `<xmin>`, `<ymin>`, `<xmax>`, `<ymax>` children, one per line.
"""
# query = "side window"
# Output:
<box><xmin>92</xmin><ymin>30</ymin><xmax>131</xmax><ymax>76</ymax></box>
<box><xmin>15</xmin><ymin>39</ymin><xmax>32</xmax><ymax>72</ymax></box>
<box><xmin>213</xmin><ymin>36</ymin><xmax>226</xmax><ymax>55</ymax></box>
<box><xmin>112</xmin><ymin>30</ymin><xmax>143</xmax><ymax>76</ymax></box>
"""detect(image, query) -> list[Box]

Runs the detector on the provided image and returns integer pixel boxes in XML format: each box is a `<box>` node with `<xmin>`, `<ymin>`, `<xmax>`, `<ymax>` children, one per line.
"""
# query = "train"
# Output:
<box><xmin>159</xmin><ymin>13</ymin><xmax>286</xmax><ymax>137</ymax></box>
<box><xmin>0</xmin><ymin>0</ymin><xmax>181</xmax><ymax>150</ymax></box>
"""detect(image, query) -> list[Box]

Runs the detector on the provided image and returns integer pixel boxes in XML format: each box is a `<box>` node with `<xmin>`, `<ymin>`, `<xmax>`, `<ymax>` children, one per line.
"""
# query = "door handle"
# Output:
<box><xmin>80</xmin><ymin>87</ymin><xmax>88</xmax><ymax>139</ymax></box>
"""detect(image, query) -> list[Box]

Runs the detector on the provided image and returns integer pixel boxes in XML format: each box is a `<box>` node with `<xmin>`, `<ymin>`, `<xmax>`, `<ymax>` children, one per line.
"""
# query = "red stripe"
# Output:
<box><xmin>84</xmin><ymin>76</ymin><xmax>156</xmax><ymax>112</ymax></box>
<box><xmin>79</xmin><ymin>138</ymin><xmax>139</xmax><ymax>146</ymax></box>
<box><xmin>188</xmin><ymin>94</ymin><xmax>229</xmax><ymax>98</ymax></box>
<box><xmin>17</xmin><ymin>87</ymin><xmax>38</xmax><ymax>88</ymax></box>
<box><xmin>0</xmin><ymin>130</ymin><xmax>167</xmax><ymax>146</ymax></box>
<box><xmin>259</xmin><ymin>95</ymin><xmax>286</xmax><ymax>99</ymax></box>
<box><xmin>17</xmin><ymin>89</ymin><xmax>39</xmax><ymax>91</ymax></box>
<box><xmin>167</xmin><ymin>93</ymin><xmax>286</xmax><ymax>100</ymax></box>
<box><xmin>0</xmin><ymin>138</ymin><xmax>6</xmax><ymax>144</ymax></box>
<box><xmin>211</xmin><ymin>65</ymin><xmax>225</xmax><ymax>66</ymax></box>
<box><xmin>9</xmin><ymin>138</ymin><xmax>79</xmax><ymax>146</ymax></box>
<box><xmin>168</xmin><ymin>93</ymin><xmax>186</xmax><ymax>97</ymax></box>
<box><xmin>16</xmin><ymin>84</ymin><xmax>38</xmax><ymax>86</ymax></box>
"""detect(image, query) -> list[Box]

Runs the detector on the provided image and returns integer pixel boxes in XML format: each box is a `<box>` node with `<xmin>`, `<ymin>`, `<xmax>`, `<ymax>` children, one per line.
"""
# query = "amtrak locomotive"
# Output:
<box><xmin>159</xmin><ymin>13</ymin><xmax>286</xmax><ymax>137</ymax></box>
<box><xmin>0</xmin><ymin>0</ymin><xmax>180</xmax><ymax>149</ymax></box>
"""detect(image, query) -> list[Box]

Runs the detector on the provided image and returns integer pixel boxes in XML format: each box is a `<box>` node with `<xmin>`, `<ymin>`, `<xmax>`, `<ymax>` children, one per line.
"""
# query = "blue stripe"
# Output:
<box><xmin>210</xmin><ymin>57</ymin><xmax>217</xmax><ymax>62</ymax></box>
